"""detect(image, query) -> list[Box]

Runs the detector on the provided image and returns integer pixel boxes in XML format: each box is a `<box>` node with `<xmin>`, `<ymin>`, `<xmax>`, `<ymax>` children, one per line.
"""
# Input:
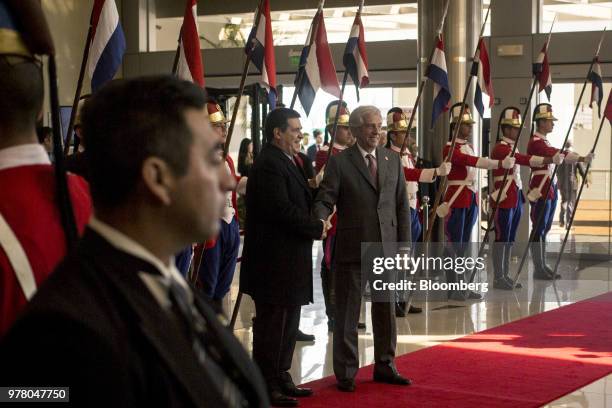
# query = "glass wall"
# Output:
<box><xmin>540</xmin><ymin>0</ymin><xmax>611</xmax><ymax>33</ymax></box>
<box><xmin>546</xmin><ymin>82</ymin><xmax>612</xmax><ymax>244</ymax></box>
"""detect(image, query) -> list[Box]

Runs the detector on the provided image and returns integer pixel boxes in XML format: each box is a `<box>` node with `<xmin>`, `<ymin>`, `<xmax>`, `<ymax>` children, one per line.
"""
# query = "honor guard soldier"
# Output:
<box><xmin>313</xmin><ymin>100</ymin><xmax>352</xmax><ymax>331</ymax></box>
<box><xmin>194</xmin><ymin>102</ymin><xmax>247</xmax><ymax>310</ymax></box>
<box><xmin>438</xmin><ymin>103</ymin><xmax>515</xmax><ymax>300</ymax></box>
<box><xmin>490</xmin><ymin>107</ymin><xmax>557</xmax><ymax>289</ymax></box>
<box><xmin>527</xmin><ymin>103</ymin><xmax>593</xmax><ymax>280</ymax></box>
<box><xmin>0</xmin><ymin>1</ymin><xmax>92</xmax><ymax>335</ymax></box>
<box><xmin>386</xmin><ymin>107</ymin><xmax>451</xmax><ymax>242</ymax></box>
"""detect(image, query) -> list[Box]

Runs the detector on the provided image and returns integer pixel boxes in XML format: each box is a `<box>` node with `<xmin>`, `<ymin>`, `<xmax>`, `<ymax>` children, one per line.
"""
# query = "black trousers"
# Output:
<box><xmin>252</xmin><ymin>301</ymin><xmax>301</xmax><ymax>392</ymax></box>
<box><xmin>333</xmin><ymin>262</ymin><xmax>396</xmax><ymax>381</ymax></box>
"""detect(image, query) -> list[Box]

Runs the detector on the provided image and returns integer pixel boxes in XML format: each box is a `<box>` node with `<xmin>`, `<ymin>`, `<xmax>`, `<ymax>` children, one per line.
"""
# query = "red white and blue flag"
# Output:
<box><xmin>605</xmin><ymin>90</ymin><xmax>612</xmax><ymax>124</ymax></box>
<box><xmin>343</xmin><ymin>9</ymin><xmax>369</xmax><ymax>101</ymax></box>
<box><xmin>426</xmin><ymin>36</ymin><xmax>451</xmax><ymax>128</ymax></box>
<box><xmin>533</xmin><ymin>40</ymin><xmax>552</xmax><ymax>101</ymax></box>
<box><xmin>588</xmin><ymin>57</ymin><xmax>603</xmax><ymax>117</ymax></box>
<box><xmin>87</xmin><ymin>0</ymin><xmax>126</xmax><ymax>92</ymax></box>
<box><xmin>245</xmin><ymin>0</ymin><xmax>277</xmax><ymax>108</ymax></box>
<box><xmin>176</xmin><ymin>0</ymin><xmax>204</xmax><ymax>87</ymax></box>
<box><xmin>472</xmin><ymin>38</ymin><xmax>493</xmax><ymax>118</ymax></box>
<box><xmin>295</xmin><ymin>10</ymin><xmax>340</xmax><ymax>116</ymax></box>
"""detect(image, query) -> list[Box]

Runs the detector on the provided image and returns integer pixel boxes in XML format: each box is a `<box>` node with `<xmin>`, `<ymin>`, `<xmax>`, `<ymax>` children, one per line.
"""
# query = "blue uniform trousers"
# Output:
<box><xmin>530</xmin><ymin>185</ymin><xmax>558</xmax><ymax>241</ymax></box>
<box><xmin>494</xmin><ymin>191</ymin><xmax>524</xmax><ymax>243</ymax></box>
<box><xmin>198</xmin><ymin>217</ymin><xmax>240</xmax><ymax>300</ymax></box>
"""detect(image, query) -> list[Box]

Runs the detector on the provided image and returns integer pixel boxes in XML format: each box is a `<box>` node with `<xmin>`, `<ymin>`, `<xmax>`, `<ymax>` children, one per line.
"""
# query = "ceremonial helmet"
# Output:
<box><xmin>206</xmin><ymin>102</ymin><xmax>228</xmax><ymax>124</ymax></box>
<box><xmin>0</xmin><ymin>2</ymin><xmax>33</xmax><ymax>58</ymax></box>
<box><xmin>386</xmin><ymin>107</ymin><xmax>412</xmax><ymax>132</ymax></box>
<box><xmin>449</xmin><ymin>102</ymin><xmax>475</xmax><ymax>125</ymax></box>
<box><xmin>499</xmin><ymin>106</ymin><xmax>522</xmax><ymax>128</ymax></box>
<box><xmin>533</xmin><ymin>103</ymin><xmax>557</xmax><ymax>121</ymax></box>
<box><xmin>325</xmin><ymin>100</ymin><xmax>350</xmax><ymax>127</ymax></box>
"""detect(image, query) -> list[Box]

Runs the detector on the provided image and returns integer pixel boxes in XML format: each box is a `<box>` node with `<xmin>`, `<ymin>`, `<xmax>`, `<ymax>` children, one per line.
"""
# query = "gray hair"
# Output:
<box><xmin>349</xmin><ymin>105</ymin><xmax>381</xmax><ymax>129</ymax></box>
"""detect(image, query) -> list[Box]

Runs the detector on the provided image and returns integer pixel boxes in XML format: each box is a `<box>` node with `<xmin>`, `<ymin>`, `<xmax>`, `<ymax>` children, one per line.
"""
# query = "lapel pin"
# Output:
<box><xmin>385</xmin><ymin>156</ymin><xmax>388</xmax><ymax>161</ymax></box>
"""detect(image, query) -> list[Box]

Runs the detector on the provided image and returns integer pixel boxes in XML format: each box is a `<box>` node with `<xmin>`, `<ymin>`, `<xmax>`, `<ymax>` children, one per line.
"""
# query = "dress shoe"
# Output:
<box><xmin>493</xmin><ymin>278</ymin><xmax>514</xmax><ymax>290</ymax></box>
<box><xmin>269</xmin><ymin>390</ymin><xmax>298</xmax><ymax>407</ymax></box>
<box><xmin>534</xmin><ymin>270</ymin><xmax>560</xmax><ymax>280</ymax></box>
<box><xmin>467</xmin><ymin>290</ymin><xmax>483</xmax><ymax>300</ymax></box>
<box><xmin>408</xmin><ymin>305</ymin><xmax>422</xmax><ymax>313</ymax></box>
<box><xmin>357</xmin><ymin>322</ymin><xmax>366</xmax><ymax>329</ymax></box>
<box><xmin>296</xmin><ymin>330</ymin><xmax>315</xmax><ymax>342</ymax></box>
<box><xmin>281</xmin><ymin>384</ymin><xmax>313</xmax><ymax>398</ymax></box>
<box><xmin>373</xmin><ymin>372</ymin><xmax>412</xmax><ymax>386</ymax></box>
<box><xmin>336</xmin><ymin>379</ymin><xmax>356</xmax><ymax>392</ymax></box>
<box><xmin>395</xmin><ymin>302</ymin><xmax>407</xmax><ymax>317</ymax></box>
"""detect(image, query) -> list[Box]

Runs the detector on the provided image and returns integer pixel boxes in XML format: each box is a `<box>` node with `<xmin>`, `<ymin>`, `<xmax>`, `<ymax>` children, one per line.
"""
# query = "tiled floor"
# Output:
<box><xmin>223</xmin><ymin>239</ymin><xmax>612</xmax><ymax>407</ymax></box>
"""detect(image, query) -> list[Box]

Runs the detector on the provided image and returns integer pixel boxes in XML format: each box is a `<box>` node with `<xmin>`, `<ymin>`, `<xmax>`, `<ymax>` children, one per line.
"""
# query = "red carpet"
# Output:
<box><xmin>299</xmin><ymin>292</ymin><xmax>612</xmax><ymax>407</ymax></box>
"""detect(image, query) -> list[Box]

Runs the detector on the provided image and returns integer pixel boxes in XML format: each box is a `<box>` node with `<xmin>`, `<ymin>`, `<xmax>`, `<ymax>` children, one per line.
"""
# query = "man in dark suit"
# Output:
<box><xmin>241</xmin><ymin>108</ymin><xmax>328</xmax><ymax>407</ymax></box>
<box><xmin>314</xmin><ymin>105</ymin><xmax>412</xmax><ymax>392</ymax></box>
<box><xmin>306</xmin><ymin>129</ymin><xmax>323</xmax><ymax>165</ymax></box>
<box><xmin>0</xmin><ymin>76</ymin><xmax>268</xmax><ymax>408</ymax></box>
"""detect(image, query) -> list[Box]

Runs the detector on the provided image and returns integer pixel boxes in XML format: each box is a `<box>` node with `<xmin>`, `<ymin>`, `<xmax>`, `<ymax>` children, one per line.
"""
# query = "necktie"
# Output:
<box><xmin>366</xmin><ymin>154</ymin><xmax>378</xmax><ymax>189</ymax></box>
<box><xmin>167</xmin><ymin>279</ymin><xmax>245</xmax><ymax>407</ymax></box>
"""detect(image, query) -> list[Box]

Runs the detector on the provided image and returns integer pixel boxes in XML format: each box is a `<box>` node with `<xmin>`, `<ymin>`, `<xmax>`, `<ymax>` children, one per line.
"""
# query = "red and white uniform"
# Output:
<box><xmin>442</xmin><ymin>140</ymin><xmax>483</xmax><ymax>208</ymax></box>
<box><xmin>204</xmin><ymin>155</ymin><xmax>244</xmax><ymax>249</ymax></box>
<box><xmin>389</xmin><ymin>145</ymin><xmax>435</xmax><ymax>209</ymax></box>
<box><xmin>527</xmin><ymin>132</ymin><xmax>562</xmax><ymax>201</ymax></box>
<box><xmin>0</xmin><ymin>144</ymin><xmax>91</xmax><ymax>335</ymax></box>
<box><xmin>315</xmin><ymin>143</ymin><xmax>346</xmax><ymax>174</ymax></box>
<box><xmin>491</xmin><ymin>137</ymin><xmax>544</xmax><ymax>208</ymax></box>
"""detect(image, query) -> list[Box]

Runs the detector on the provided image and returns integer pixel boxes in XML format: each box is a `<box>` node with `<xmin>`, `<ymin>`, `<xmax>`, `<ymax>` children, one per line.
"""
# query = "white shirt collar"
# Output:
<box><xmin>357</xmin><ymin>143</ymin><xmax>376</xmax><ymax>160</ymax></box>
<box><xmin>88</xmin><ymin>217</ymin><xmax>188</xmax><ymax>289</ymax></box>
<box><xmin>332</xmin><ymin>143</ymin><xmax>347</xmax><ymax>151</ymax></box>
<box><xmin>0</xmin><ymin>144</ymin><xmax>51</xmax><ymax>172</ymax></box>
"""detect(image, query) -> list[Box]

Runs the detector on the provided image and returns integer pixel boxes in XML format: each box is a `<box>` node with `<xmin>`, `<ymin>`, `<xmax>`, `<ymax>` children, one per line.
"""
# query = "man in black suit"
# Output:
<box><xmin>0</xmin><ymin>76</ymin><xmax>268</xmax><ymax>408</ymax></box>
<box><xmin>314</xmin><ymin>105</ymin><xmax>412</xmax><ymax>392</ymax></box>
<box><xmin>306</xmin><ymin>129</ymin><xmax>323</xmax><ymax>165</ymax></box>
<box><xmin>241</xmin><ymin>108</ymin><xmax>328</xmax><ymax>407</ymax></box>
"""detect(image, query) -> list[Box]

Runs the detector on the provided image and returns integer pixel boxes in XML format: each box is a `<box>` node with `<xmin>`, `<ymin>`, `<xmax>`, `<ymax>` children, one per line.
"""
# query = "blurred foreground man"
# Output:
<box><xmin>241</xmin><ymin>108</ymin><xmax>327</xmax><ymax>407</ymax></box>
<box><xmin>314</xmin><ymin>106</ymin><xmax>412</xmax><ymax>392</ymax></box>
<box><xmin>0</xmin><ymin>2</ymin><xmax>91</xmax><ymax>336</ymax></box>
<box><xmin>0</xmin><ymin>76</ymin><xmax>268</xmax><ymax>408</ymax></box>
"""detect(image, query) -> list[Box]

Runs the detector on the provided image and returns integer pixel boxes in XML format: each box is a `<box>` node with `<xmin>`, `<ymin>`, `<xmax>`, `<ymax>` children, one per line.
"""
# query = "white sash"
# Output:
<box><xmin>0</xmin><ymin>213</ymin><xmax>36</xmax><ymax>299</ymax></box>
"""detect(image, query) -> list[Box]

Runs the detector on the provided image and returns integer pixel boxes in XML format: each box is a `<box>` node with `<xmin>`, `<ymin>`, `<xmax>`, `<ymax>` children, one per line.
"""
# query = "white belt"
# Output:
<box><xmin>490</xmin><ymin>174</ymin><xmax>515</xmax><ymax>203</ymax></box>
<box><xmin>0</xmin><ymin>213</ymin><xmax>36</xmax><ymax>300</ymax></box>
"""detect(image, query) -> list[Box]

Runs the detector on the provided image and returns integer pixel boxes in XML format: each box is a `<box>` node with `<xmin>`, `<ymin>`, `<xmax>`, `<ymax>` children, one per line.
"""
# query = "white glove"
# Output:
<box><xmin>552</xmin><ymin>152</ymin><xmax>564</xmax><ymax>165</ymax></box>
<box><xmin>564</xmin><ymin>151</ymin><xmax>580</xmax><ymax>164</ymax></box>
<box><xmin>436</xmin><ymin>202</ymin><xmax>450</xmax><ymax>218</ymax></box>
<box><xmin>436</xmin><ymin>162</ymin><xmax>451</xmax><ymax>176</ymax></box>
<box><xmin>583</xmin><ymin>152</ymin><xmax>594</xmax><ymax>165</ymax></box>
<box><xmin>527</xmin><ymin>188</ymin><xmax>542</xmax><ymax>202</ymax></box>
<box><xmin>501</xmin><ymin>156</ymin><xmax>516</xmax><ymax>169</ymax></box>
<box><xmin>476</xmin><ymin>157</ymin><xmax>499</xmax><ymax>170</ymax></box>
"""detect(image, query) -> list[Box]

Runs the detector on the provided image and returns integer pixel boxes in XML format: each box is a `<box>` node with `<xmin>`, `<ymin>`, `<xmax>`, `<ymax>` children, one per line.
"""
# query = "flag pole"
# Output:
<box><xmin>399</xmin><ymin>0</ymin><xmax>450</xmax><ymax>156</ymax></box>
<box><xmin>423</xmin><ymin>3</ymin><xmax>492</xmax><ymax>242</ymax></box>
<box><xmin>171</xmin><ymin>32</ymin><xmax>182</xmax><ymax>75</ymax></box>
<box><xmin>551</xmin><ymin>95</ymin><xmax>609</xmax><ymax>276</ymax></box>
<box><xmin>324</xmin><ymin>0</ymin><xmax>365</xmax><ymax>166</ymax></box>
<box><xmin>63</xmin><ymin>15</ymin><xmax>94</xmax><ymax>156</ymax></box>
<box><xmin>511</xmin><ymin>28</ymin><xmax>606</xmax><ymax>285</ymax></box>
<box><xmin>224</xmin><ymin>0</ymin><xmax>265</xmax><ymax>157</ymax></box>
<box><xmin>290</xmin><ymin>0</ymin><xmax>325</xmax><ymax>110</ymax></box>
<box><xmin>463</xmin><ymin>20</ymin><xmax>558</xmax><ymax>287</ymax></box>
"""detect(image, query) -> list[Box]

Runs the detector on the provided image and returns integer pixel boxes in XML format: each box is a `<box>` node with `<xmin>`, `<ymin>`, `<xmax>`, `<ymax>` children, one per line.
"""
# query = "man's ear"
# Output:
<box><xmin>273</xmin><ymin>127</ymin><xmax>282</xmax><ymax>142</ymax></box>
<box><xmin>141</xmin><ymin>157</ymin><xmax>176</xmax><ymax>206</ymax></box>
